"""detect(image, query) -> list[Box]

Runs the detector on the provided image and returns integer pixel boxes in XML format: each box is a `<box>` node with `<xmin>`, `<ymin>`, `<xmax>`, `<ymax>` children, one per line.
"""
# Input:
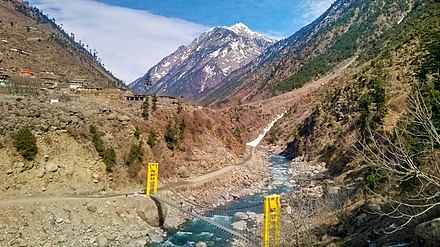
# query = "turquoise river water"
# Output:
<box><xmin>150</xmin><ymin>155</ymin><xmax>292</xmax><ymax>247</ymax></box>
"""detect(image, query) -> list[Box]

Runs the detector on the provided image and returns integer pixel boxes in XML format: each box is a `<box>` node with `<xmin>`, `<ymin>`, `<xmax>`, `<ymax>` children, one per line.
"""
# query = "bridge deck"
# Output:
<box><xmin>150</xmin><ymin>195</ymin><xmax>257</xmax><ymax>246</ymax></box>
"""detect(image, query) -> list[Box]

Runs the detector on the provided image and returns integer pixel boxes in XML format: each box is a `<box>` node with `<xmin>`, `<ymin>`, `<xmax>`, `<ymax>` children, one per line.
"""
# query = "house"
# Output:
<box><xmin>20</xmin><ymin>69</ymin><xmax>34</xmax><ymax>76</ymax></box>
<box><xmin>69</xmin><ymin>78</ymin><xmax>87</xmax><ymax>84</ymax></box>
<box><xmin>0</xmin><ymin>74</ymin><xmax>10</xmax><ymax>88</ymax></box>
<box><xmin>125</xmin><ymin>95</ymin><xmax>147</xmax><ymax>101</ymax></box>
<box><xmin>69</xmin><ymin>83</ymin><xmax>83</xmax><ymax>90</ymax></box>
<box><xmin>0</xmin><ymin>74</ymin><xmax>10</xmax><ymax>82</ymax></box>
<box><xmin>83</xmin><ymin>86</ymin><xmax>103</xmax><ymax>91</ymax></box>
<box><xmin>69</xmin><ymin>78</ymin><xmax>87</xmax><ymax>90</ymax></box>
<box><xmin>42</xmin><ymin>80</ymin><xmax>57</xmax><ymax>89</ymax></box>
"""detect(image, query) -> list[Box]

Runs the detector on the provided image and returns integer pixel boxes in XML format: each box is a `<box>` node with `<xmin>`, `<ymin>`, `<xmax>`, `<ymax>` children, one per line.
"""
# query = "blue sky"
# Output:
<box><xmin>29</xmin><ymin>0</ymin><xmax>334</xmax><ymax>83</ymax></box>
<box><xmin>95</xmin><ymin>0</ymin><xmax>333</xmax><ymax>38</ymax></box>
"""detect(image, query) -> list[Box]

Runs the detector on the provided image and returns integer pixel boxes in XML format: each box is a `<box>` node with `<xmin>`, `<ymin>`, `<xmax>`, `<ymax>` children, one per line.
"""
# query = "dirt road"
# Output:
<box><xmin>0</xmin><ymin>148</ymin><xmax>255</xmax><ymax>206</ymax></box>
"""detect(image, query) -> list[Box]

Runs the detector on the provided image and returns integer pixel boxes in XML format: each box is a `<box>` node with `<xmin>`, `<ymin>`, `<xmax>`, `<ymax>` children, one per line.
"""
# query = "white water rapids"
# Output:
<box><xmin>246</xmin><ymin>111</ymin><xmax>286</xmax><ymax>147</ymax></box>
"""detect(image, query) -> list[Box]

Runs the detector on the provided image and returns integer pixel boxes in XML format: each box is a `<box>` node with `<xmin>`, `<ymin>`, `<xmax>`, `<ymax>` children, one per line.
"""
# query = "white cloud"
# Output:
<box><xmin>30</xmin><ymin>0</ymin><xmax>209</xmax><ymax>83</ymax></box>
<box><xmin>261</xmin><ymin>31</ymin><xmax>286</xmax><ymax>41</ymax></box>
<box><xmin>309</xmin><ymin>0</ymin><xmax>335</xmax><ymax>17</ymax></box>
<box><xmin>299</xmin><ymin>0</ymin><xmax>335</xmax><ymax>26</ymax></box>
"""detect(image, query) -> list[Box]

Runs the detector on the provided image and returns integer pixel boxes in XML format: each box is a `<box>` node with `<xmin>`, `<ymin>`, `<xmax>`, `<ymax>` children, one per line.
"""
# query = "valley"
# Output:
<box><xmin>1</xmin><ymin>0</ymin><xmax>440</xmax><ymax>246</ymax></box>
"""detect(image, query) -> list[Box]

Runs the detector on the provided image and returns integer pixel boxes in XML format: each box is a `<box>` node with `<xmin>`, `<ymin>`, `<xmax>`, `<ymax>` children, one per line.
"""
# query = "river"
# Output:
<box><xmin>151</xmin><ymin>154</ymin><xmax>292</xmax><ymax>247</ymax></box>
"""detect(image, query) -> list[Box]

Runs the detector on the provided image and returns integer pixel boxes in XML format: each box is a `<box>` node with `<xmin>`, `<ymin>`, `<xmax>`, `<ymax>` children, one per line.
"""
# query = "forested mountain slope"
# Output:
<box><xmin>203</xmin><ymin>0</ymin><xmax>417</xmax><ymax>105</ymax></box>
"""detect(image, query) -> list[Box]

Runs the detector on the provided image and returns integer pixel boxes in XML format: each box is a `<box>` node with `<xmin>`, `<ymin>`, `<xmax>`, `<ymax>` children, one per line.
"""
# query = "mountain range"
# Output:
<box><xmin>131</xmin><ymin>0</ymin><xmax>419</xmax><ymax>107</ymax></box>
<box><xmin>202</xmin><ymin>0</ymin><xmax>416</xmax><ymax>105</ymax></box>
<box><xmin>129</xmin><ymin>23</ymin><xmax>273</xmax><ymax>99</ymax></box>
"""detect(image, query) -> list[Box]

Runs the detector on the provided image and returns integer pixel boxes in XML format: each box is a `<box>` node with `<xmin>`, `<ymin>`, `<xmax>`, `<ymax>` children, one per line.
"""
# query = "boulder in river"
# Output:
<box><xmin>148</xmin><ymin>232</ymin><xmax>164</xmax><ymax>243</ymax></box>
<box><xmin>231</xmin><ymin>220</ymin><xmax>248</xmax><ymax>231</ymax></box>
<box><xmin>195</xmin><ymin>242</ymin><xmax>207</xmax><ymax>247</ymax></box>
<box><xmin>234</xmin><ymin>212</ymin><xmax>249</xmax><ymax>220</ymax></box>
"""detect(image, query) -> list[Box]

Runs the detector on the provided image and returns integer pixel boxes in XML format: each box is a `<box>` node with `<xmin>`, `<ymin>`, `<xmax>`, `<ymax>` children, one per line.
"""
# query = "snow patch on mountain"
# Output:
<box><xmin>129</xmin><ymin>23</ymin><xmax>274</xmax><ymax>100</ymax></box>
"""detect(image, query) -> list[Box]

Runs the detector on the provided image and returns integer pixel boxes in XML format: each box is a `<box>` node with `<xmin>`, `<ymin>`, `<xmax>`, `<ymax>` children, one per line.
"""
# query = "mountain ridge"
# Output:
<box><xmin>201</xmin><ymin>0</ymin><xmax>416</xmax><ymax>105</ymax></box>
<box><xmin>0</xmin><ymin>0</ymin><xmax>124</xmax><ymax>89</ymax></box>
<box><xmin>129</xmin><ymin>23</ymin><xmax>274</xmax><ymax>99</ymax></box>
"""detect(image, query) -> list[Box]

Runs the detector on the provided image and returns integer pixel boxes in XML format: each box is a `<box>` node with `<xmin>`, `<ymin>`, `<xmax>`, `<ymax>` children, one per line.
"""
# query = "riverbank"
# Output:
<box><xmin>161</xmin><ymin>148</ymin><xmax>270</xmax><ymax>230</ymax></box>
<box><xmin>0</xmin><ymin>194</ymin><xmax>169</xmax><ymax>246</ymax></box>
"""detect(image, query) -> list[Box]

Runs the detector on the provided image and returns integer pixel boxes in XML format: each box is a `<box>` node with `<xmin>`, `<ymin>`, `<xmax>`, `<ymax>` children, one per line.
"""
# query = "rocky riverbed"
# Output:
<box><xmin>0</xmin><ymin>195</ymin><xmax>167</xmax><ymax>247</ymax></box>
<box><xmin>161</xmin><ymin>148</ymin><xmax>270</xmax><ymax>230</ymax></box>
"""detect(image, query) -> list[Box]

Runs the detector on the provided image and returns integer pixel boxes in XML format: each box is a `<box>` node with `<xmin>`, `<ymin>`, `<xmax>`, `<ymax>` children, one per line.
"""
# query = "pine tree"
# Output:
<box><xmin>142</xmin><ymin>99</ymin><xmax>150</xmax><ymax>120</ymax></box>
<box><xmin>152</xmin><ymin>94</ymin><xmax>158</xmax><ymax>111</ymax></box>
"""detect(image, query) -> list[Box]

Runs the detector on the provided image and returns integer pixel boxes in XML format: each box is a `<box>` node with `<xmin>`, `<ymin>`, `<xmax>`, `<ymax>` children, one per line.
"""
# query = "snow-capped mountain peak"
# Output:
<box><xmin>226</xmin><ymin>22</ymin><xmax>252</xmax><ymax>33</ymax></box>
<box><xmin>225</xmin><ymin>22</ymin><xmax>274</xmax><ymax>42</ymax></box>
<box><xmin>129</xmin><ymin>23</ymin><xmax>274</xmax><ymax>100</ymax></box>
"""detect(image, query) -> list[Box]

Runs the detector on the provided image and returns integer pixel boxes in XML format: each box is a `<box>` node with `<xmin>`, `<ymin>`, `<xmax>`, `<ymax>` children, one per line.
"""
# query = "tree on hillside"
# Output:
<box><xmin>358</xmin><ymin>38</ymin><xmax>440</xmax><ymax>232</ymax></box>
<box><xmin>164</xmin><ymin>123</ymin><xmax>178</xmax><ymax>151</ymax></box>
<box><xmin>134</xmin><ymin>127</ymin><xmax>141</xmax><ymax>139</ymax></box>
<box><xmin>164</xmin><ymin>120</ymin><xmax>186</xmax><ymax>151</ymax></box>
<box><xmin>357</xmin><ymin>75</ymin><xmax>387</xmax><ymax>132</ymax></box>
<box><xmin>90</xmin><ymin>125</ymin><xmax>117</xmax><ymax>172</ymax></box>
<box><xmin>103</xmin><ymin>147</ymin><xmax>116</xmax><ymax>172</ymax></box>
<box><xmin>14</xmin><ymin>127</ymin><xmax>37</xmax><ymax>160</ymax></box>
<box><xmin>126</xmin><ymin>142</ymin><xmax>143</xmax><ymax>166</ymax></box>
<box><xmin>147</xmin><ymin>129</ymin><xmax>157</xmax><ymax>147</ymax></box>
<box><xmin>142</xmin><ymin>99</ymin><xmax>150</xmax><ymax>120</ymax></box>
<box><xmin>152</xmin><ymin>94</ymin><xmax>158</xmax><ymax>111</ymax></box>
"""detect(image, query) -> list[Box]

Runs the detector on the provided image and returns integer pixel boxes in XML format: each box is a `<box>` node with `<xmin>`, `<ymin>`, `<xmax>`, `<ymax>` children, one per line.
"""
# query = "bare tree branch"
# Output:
<box><xmin>356</xmin><ymin>89</ymin><xmax>440</xmax><ymax>233</ymax></box>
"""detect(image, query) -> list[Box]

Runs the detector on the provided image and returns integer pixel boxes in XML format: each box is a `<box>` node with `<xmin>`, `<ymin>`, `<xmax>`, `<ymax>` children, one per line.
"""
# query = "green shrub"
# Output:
<box><xmin>164</xmin><ymin>120</ymin><xmax>187</xmax><ymax>151</ymax></box>
<box><xmin>268</xmin><ymin>127</ymin><xmax>280</xmax><ymax>144</ymax></box>
<box><xmin>364</xmin><ymin>166</ymin><xmax>385</xmax><ymax>191</ymax></box>
<box><xmin>90</xmin><ymin>125</ymin><xmax>105</xmax><ymax>155</ymax></box>
<box><xmin>134</xmin><ymin>127</ymin><xmax>141</xmax><ymax>139</ymax></box>
<box><xmin>147</xmin><ymin>129</ymin><xmax>157</xmax><ymax>147</ymax></box>
<box><xmin>14</xmin><ymin>127</ymin><xmax>38</xmax><ymax>160</ymax></box>
<box><xmin>103</xmin><ymin>147</ymin><xmax>116</xmax><ymax>172</ymax></box>
<box><xmin>178</xmin><ymin>119</ymin><xmax>186</xmax><ymax>139</ymax></box>
<box><xmin>93</xmin><ymin>132</ymin><xmax>105</xmax><ymax>156</ymax></box>
<box><xmin>90</xmin><ymin>125</ymin><xmax>117</xmax><ymax>172</ymax></box>
<box><xmin>126</xmin><ymin>142</ymin><xmax>143</xmax><ymax>166</ymax></box>
<box><xmin>89</xmin><ymin>124</ymin><xmax>97</xmax><ymax>134</ymax></box>
<box><xmin>233</xmin><ymin>128</ymin><xmax>242</xmax><ymax>139</ymax></box>
<box><xmin>164</xmin><ymin>124</ymin><xmax>178</xmax><ymax>150</ymax></box>
<box><xmin>357</xmin><ymin>76</ymin><xmax>387</xmax><ymax>132</ymax></box>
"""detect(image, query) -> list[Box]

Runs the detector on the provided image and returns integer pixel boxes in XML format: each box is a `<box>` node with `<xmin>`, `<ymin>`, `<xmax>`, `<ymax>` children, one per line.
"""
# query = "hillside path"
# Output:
<box><xmin>0</xmin><ymin>148</ymin><xmax>255</xmax><ymax>206</ymax></box>
<box><xmin>158</xmin><ymin>147</ymin><xmax>254</xmax><ymax>191</ymax></box>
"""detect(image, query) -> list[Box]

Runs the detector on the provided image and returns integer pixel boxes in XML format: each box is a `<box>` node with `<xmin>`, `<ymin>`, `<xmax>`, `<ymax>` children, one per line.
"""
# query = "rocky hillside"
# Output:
<box><xmin>202</xmin><ymin>0</ymin><xmax>416</xmax><ymax>105</ymax></box>
<box><xmin>0</xmin><ymin>89</ymin><xmax>263</xmax><ymax>245</ymax></box>
<box><xmin>129</xmin><ymin>23</ymin><xmax>273</xmax><ymax>100</ymax></box>
<box><xmin>0</xmin><ymin>93</ymin><xmax>245</xmax><ymax>187</ymax></box>
<box><xmin>225</xmin><ymin>0</ymin><xmax>440</xmax><ymax>245</ymax></box>
<box><xmin>0</xmin><ymin>0</ymin><xmax>124</xmax><ymax>88</ymax></box>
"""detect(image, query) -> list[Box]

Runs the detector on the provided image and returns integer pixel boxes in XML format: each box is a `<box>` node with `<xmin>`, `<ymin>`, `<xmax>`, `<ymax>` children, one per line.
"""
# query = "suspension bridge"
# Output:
<box><xmin>146</xmin><ymin>162</ymin><xmax>282</xmax><ymax>247</ymax></box>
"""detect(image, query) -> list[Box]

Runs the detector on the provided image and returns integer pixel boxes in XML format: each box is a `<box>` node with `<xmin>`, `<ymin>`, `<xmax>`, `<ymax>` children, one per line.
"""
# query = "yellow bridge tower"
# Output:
<box><xmin>146</xmin><ymin>163</ymin><xmax>159</xmax><ymax>196</ymax></box>
<box><xmin>263</xmin><ymin>195</ymin><xmax>281</xmax><ymax>247</ymax></box>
